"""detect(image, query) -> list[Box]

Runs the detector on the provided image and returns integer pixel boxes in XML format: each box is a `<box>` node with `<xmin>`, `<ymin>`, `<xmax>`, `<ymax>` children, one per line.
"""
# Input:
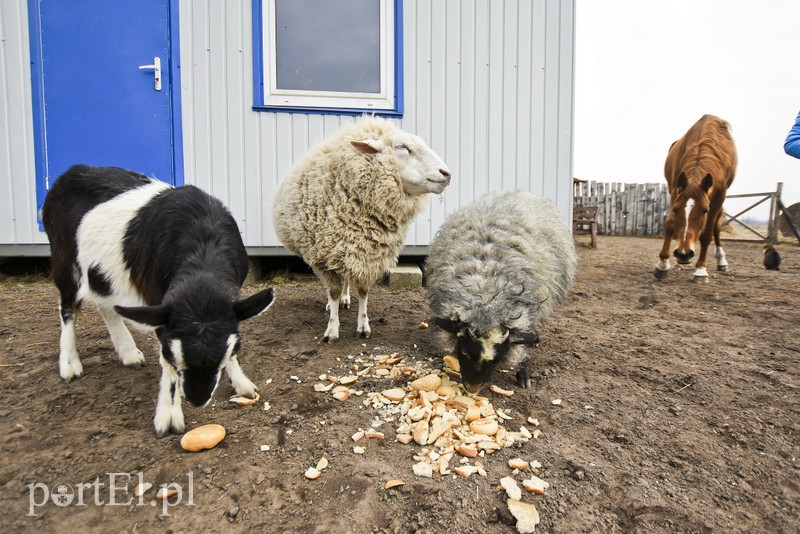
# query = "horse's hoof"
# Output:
<box><xmin>692</xmin><ymin>275</ymin><xmax>709</xmax><ymax>284</ymax></box>
<box><xmin>654</xmin><ymin>268</ymin><xmax>669</xmax><ymax>280</ymax></box>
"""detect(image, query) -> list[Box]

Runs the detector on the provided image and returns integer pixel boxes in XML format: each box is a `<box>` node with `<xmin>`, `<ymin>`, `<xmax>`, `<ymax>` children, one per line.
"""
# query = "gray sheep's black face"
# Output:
<box><xmin>434</xmin><ymin>318</ymin><xmax>539</xmax><ymax>394</ymax></box>
<box><xmin>455</xmin><ymin>328</ymin><xmax>512</xmax><ymax>393</ymax></box>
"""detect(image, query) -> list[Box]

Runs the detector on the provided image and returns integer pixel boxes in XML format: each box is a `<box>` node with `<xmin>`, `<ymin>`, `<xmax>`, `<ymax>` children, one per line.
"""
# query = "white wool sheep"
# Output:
<box><xmin>273</xmin><ymin>117</ymin><xmax>451</xmax><ymax>341</ymax></box>
<box><xmin>425</xmin><ymin>190</ymin><xmax>577</xmax><ymax>393</ymax></box>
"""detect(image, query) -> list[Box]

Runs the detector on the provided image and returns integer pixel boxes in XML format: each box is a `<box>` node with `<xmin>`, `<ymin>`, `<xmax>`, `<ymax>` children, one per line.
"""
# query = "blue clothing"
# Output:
<box><xmin>785</xmin><ymin>110</ymin><xmax>800</xmax><ymax>159</ymax></box>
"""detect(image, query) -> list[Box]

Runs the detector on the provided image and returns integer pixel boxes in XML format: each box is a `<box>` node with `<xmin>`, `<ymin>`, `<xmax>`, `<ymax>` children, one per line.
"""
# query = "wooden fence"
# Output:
<box><xmin>573</xmin><ymin>180</ymin><xmax>669</xmax><ymax>236</ymax></box>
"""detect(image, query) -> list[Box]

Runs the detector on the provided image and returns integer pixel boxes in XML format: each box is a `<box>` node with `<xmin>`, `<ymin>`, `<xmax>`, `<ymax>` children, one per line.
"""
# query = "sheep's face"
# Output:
<box><xmin>351</xmin><ymin>133</ymin><xmax>452</xmax><ymax>195</ymax></box>
<box><xmin>434</xmin><ymin>318</ymin><xmax>539</xmax><ymax>394</ymax></box>
<box><xmin>455</xmin><ymin>327</ymin><xmax>512</xmax><ymax>394</ymax></box>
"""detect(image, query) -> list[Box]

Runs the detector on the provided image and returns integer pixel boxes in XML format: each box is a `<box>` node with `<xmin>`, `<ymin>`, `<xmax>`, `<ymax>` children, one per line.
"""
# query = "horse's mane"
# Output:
<box><xmin>678</xmin><ymin>116</ymin><xmax>736</xmax><ymax>186</ymax></box>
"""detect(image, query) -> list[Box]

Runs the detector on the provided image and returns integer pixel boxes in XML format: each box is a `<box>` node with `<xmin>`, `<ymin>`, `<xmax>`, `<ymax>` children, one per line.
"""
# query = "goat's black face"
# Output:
<box><xmin>115</xmin><ymin>287</ymin><xmax>274</xmax><ymax>408</ymax></box>
<box><xmin>160</xmin><ymin>325</ymin><xmax>238</xmax><ymax>408</ymax></box>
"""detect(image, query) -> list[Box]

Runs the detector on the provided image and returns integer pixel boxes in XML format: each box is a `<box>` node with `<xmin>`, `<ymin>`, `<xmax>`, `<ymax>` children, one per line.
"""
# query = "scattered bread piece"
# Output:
<box><xmin>456</xmin><ymin>444</ymin><xmax>478</xmax><ymax>458</ymax></box>
<box><xmin>443</xmin><ymin>355</ymin><xmax>460</xmax><ymax>372</ymax></box>
<box><xmin>465</xmin><ymin>404</ymin><xmax>482</xmax><ymax>422</ymax></box>
<box><xmin>382</xmin><ymin>388</ymin><xmax>407</xmax><ymax>402</ymax></box>
<box><xmin>156</xmin><ymin>487</ymin><xmax>177</xmax><ymax>500</ymax></box>
<box><xmin>316</xmin><ymin>457</ymin><xmax>329</xmax><ymax>471</ymax></box>
<box><xmin>522</xmin><ymin>475</ymin><xmax>549</xmax><ymax>495</ymax></box>
<box><xmin>508</xmin><ymin>458</ymin><xmax>529</xmax><ymax>470</ymax></box>
<box><xmin>436</xmin><ymin>385</ymin><xmax>456</xmax><ymax>397</ymax></box>
<box><xmin>396</xmin><ymin>434</ymin><xmax>414</xmax><ymax>444</ymax></box>
<box><xmin>507</xmin><ymin>499</ymin><xmax>540</xmax><ymax>534</ymax></box>
<box><xmin>469</xmin><ymin>417</ymin><xmax>499</xmax><ymax>436</ymax></box>
<box><xmin>180</xmin><ymin>424</ymin><xmax>226</xmax><ymax>452</ymax></box>
<box><xmin>304</xmin><ymin>467</ymin><xmax>321</xmax><ymax>480</ymax></box>
<box><xmin>333</xmin><ymin>390</ymin><xmax>350</xmax><ymax>401</ymax></box>
<box><xmin>419</xmin><ymin>322</ymin><xmax>429</xmax><ymax>329</ymax></box>
<box><xmin>339</xmin><ymin>375</ymin><xmax>358</xmax><ymax>386</ymax></box>
<box><xmin>412</xmin><ymin>462</ymin><xmax>433</xmax><ymax>478</ymax></box>
<box><xmin>385</xmin><ymin>479</ymin><xmax>405</xmax><ymax>489</ymax></box>
<box><xmin>410</xmin><ymin>373</ymin><xmax>441</xmax><ymax>392</ymax></box>
<box><xmin>454</xmin><ymin>465</ymin><xmax>479</xmax><ymax>478</ymax></box>
<box><xmin>501</xmin><ymin>476</ymin><xmax>522</xmax><ymax>501</ymax></box>
<box><xmin>229</xmin><ymin>391</ymin><xmax>260</xmax><ymax>406</ymax></box>
<box><xmin>413</xmin><ymin>421</ymin><xmax>429</xmax><ymax>445</ymax></box>
<box><xmin>489</xmin><ymin>385</ymin><xmax>514</xmax><ymax>397</ymax></box>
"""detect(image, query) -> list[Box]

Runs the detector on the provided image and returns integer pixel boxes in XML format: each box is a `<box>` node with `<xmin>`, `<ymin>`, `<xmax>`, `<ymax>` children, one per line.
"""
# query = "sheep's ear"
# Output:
<box><xmin>351</xmin><ymin>139</ymin><xmax>386</xmax><ymax>154</ymax></box>
<box><xmin>433</xmin><ymin>317</ymin><xmax>465</xmax><ymax>334</ymax></box>
<box><xmin>510</xmin><ymin>331</ymin><xmax>539</xmax><ymax>346</ymax></box>
<box><xmin>115</xmin><ymin>304</ymin><xmax>170</xmax><ymax>327</ymax></box>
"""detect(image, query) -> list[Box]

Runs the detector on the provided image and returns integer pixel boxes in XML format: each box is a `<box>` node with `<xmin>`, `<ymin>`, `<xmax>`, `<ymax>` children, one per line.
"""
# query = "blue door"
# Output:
<box><xmin>28</xmin><ymin>0</ymin><xmax>183</xmax><ymax>220</ymax></box>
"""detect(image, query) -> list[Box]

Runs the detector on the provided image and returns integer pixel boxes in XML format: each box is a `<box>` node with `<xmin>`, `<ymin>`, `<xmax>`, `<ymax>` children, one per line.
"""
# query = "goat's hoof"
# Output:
<box><xmin>125</xmin><ymin>361</ymin><xmax>145</xmax><ymax>370</ymax></box>
<box><xmin>357</xmin><ymin>330</ymin><xmax>372</xmax><ymax>339</ymax></box>
<box><xmin>654</xmin><ymin>268</ymin><xmax>669</xmax><ymax>280</ymax></box>
<box><xmin>170</xmin><ymin>424</ymin><xmax>185</xmax><ymax>435</ymax></box>
<box><xmin>322</xmin><ymin>335</ymin><xmax>339</xmax><ymax>343</ymax></box>
<box><xmin>717</xmin><ymin>265</ymin><xmax>728</xmax><ymax>272</ymax></box>
<box><xmin>155</xmin><ymin>427</ymin><xmax>169</xmax><ymax>439</ymax></box>
<box><xmin>61</xmin><ymin>371</ymin><xmax>84</xmax><ymax>383</ymax></box>
<box><xmin>692</xmin><ymin>275</ymin><xmax>709</xmax><ymax>284</ymax></box>
<box><xmin>515</xmin><ymin>367</ymin><xmax>531</xmax><ymax>389</ymax></box>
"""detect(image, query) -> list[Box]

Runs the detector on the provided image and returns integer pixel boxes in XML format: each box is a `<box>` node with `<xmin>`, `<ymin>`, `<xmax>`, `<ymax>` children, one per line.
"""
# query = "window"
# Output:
<box><xmin>253</xmin><ymin>0</ymin><xmax>403</xmax><ymax>116</ymax></box>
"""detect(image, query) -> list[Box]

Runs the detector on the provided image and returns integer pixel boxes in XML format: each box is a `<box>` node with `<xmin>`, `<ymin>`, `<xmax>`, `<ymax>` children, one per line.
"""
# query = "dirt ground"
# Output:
<box><xmin>1</xmin><ymin>236</ymin><xmax>798</xmax><ymax>533</ymax></box>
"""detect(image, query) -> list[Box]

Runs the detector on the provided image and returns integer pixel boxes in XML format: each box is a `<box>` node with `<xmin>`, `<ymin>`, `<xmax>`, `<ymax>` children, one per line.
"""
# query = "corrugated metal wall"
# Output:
<box><xmin>0</xmin><ymin>0</ymin><xmax>574</xmax><ymax>253</ymax></box>
<box><xmin>0</xmin><ymin>0</ymin><xmax>45</xmax><ymax>251</ymax></box>
<box><xmin>180</xmin><ymin>0</ymin><xmax>575</xmax><ymax>252</ymax></box>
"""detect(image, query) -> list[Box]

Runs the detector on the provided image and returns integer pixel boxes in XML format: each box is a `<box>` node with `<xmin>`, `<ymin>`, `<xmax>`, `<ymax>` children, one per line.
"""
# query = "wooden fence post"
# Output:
<box><xmin>770</xmin><ymin>182</ymin><xmax>783</xmax><ymax>244</ymax></box>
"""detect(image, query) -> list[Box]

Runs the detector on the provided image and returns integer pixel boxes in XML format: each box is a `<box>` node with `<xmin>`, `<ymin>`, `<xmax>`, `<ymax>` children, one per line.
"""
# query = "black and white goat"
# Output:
<box><xmin>42</xmin><ymin>164</ymin><xmax>274</xmax><ymax>437</ymax></box>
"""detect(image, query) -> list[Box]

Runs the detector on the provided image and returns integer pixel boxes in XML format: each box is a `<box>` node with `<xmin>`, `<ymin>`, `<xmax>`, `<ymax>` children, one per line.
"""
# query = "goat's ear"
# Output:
<box><xmin>115</xmin><ymin>304</ymin><xmax>170</xmax><ymax>327</ymax></box>
<box><xmin>701</xmin><ymin>173</ymin><xmax>713</xmax><ymax>191</ymax></box>
<box><xmin>433</xmin><ymin>317</ymin><xmax>465</xmax><ymax>333</ymax></box>
<box><xmin>234</xmin><ymin>288</ymin><xmax>274</xmax><ymax>322</ymax></box>
<box><xmin>677</xmin><ymin>172</ymin><xmax>688</xmax><ymax>191</ymax></box>
<box><xmin>351</xmin><ymin>139</ymin><xmax>386</xmax><ymax>154</ymax></box>
<box><xmin>510</xmin><ymin>331</ymin><xmax>539</xmax><ymax>346</ymax></box>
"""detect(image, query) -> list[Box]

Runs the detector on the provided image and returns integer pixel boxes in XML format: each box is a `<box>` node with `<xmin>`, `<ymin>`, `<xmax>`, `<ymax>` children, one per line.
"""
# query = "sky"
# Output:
<box><xmin>573</xmin><ymin>0</ymin><xmax>800</xmax><ymax>220</ymax></box>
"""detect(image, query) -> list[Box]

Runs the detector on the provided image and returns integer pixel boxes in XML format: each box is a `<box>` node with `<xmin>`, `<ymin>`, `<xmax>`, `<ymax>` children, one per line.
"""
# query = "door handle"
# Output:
<box><xmin>138</xmin><ymin>57</ymin><xmax>162</xmax><ymax>91</ymax></box>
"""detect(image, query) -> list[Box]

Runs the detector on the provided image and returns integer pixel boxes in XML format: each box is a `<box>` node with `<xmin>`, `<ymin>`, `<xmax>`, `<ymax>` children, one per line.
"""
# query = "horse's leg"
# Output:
<box><xmin>693</xmin><ymin>218</ymin><xmax>716</xmax><ymax>282</ymax></box>
<box><xmin>694</xmin><ymin>196</ymin><xmax>728</xmax><ymax>282</ymax></box>
<box><xmin>655</xmin><ymin>220</ymin><xmax>675</xmax><ymax>279</ymax></box>
<box><xmin>712</xmin><ymin>211</ymin><xmax>728</xmax><ymax>271</ymax></box>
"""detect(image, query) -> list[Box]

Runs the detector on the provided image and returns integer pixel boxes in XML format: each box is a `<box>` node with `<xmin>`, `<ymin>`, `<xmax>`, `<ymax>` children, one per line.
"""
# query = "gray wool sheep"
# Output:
<box><xmin>273</xmin><ymin>117</ymin><xmax>452</xmax><ymax>341</ymax></box>
<box><xmin>425</xmin><ymin>190</ymin><xmax>577</xmax><ymax>393</ymax></box>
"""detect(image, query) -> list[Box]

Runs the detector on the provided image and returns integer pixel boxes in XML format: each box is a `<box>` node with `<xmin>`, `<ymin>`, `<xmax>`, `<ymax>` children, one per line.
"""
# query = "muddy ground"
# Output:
<box><xmin>1</xmin><ymin>236</ymin><xmax>798</xmax><ymax>533</ymax></box>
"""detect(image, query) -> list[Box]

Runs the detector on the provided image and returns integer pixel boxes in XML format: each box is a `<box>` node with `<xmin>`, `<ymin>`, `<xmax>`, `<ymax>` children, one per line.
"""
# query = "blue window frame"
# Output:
<box><xmin>253</xmin><ymin>0</ymin><xmax>403</xmax><ymax>117</ymax></box>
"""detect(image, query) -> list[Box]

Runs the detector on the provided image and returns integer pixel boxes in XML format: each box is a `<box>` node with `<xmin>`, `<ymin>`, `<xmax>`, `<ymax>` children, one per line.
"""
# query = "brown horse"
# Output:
<box><xmin>655</xmin><ymin>115</ymin><xmax>737</xmax><ymax>283</ymax></box>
